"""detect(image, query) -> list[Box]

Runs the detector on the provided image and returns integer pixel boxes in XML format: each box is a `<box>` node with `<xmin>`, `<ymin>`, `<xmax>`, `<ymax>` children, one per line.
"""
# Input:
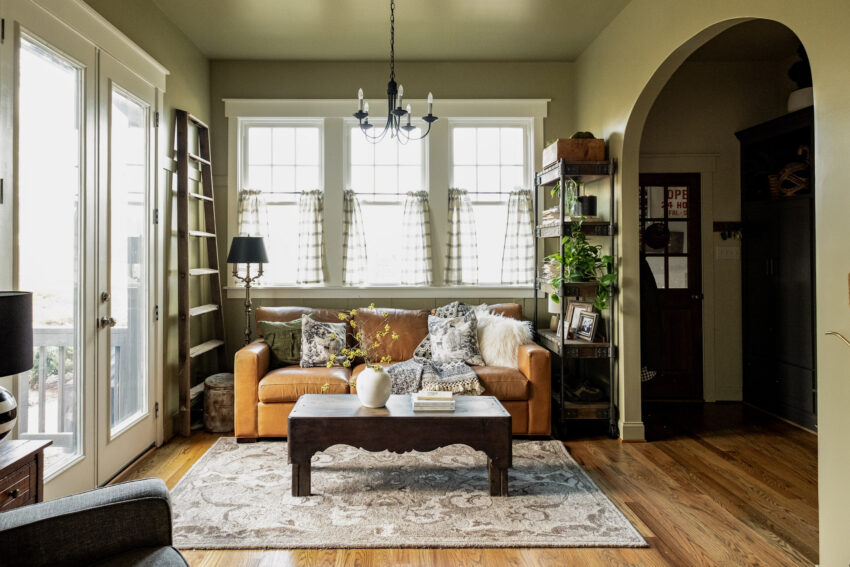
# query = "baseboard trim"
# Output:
<box><xmin>619</xmin><ymin>420</ymin><xmax>646</xmax><ymax>442</ymax></box>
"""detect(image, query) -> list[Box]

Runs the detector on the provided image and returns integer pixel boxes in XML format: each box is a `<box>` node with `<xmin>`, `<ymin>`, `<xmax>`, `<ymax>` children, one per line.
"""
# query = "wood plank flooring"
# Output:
<box><xmin>117</xmin><ymin>402</ymin><xmax>817</xmax><ymax>566</ymax></box>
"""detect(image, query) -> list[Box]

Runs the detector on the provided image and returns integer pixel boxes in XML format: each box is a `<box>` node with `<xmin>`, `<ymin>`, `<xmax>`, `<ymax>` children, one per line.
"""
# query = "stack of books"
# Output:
<box><xmin>411</xmin><ymin>390</ymin><xmax>455</xmax><ymax>412</ymax></box>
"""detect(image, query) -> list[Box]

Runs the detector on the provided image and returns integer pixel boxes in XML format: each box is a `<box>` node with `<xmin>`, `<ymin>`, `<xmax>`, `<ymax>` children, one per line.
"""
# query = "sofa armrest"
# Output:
<box><xmin>0</xmin><ymin>478</ymin><xmax>172</xmax><ymax>567</ymax></box>
<box><xmin>234</xmin><ymin>340</ymin><xmax>270</xmax><ymax>438</ymax></box>
<box><xmin>518</xmin><ymin>343</ymin><xmax>552</xmax><ymax>435</ymax></box>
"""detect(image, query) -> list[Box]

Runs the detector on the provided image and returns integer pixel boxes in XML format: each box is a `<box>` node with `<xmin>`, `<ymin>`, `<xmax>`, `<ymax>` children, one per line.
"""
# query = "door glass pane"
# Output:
<box><xmin>667</xmin><ymin>221</ymin><xmax>688</xmax><ymax>254</ymax></box>
<box><xmin>668</xmin><ymin>257</ymin><xmax>688</xmax><ymax>289</ymax></box>
<box><xmin>646</xmin><ymin>256</ymin><xmax>666</xmax><ymax>288</ymax></box>
<box><xmin>109</xmin><ymin>88</ymin><xmax>148</xmax><ymax>434</ymax></box>
<box><xmin>17</xmin><ymin>37</ymin><xmax>83</xmax><ymax>474</ymax></box>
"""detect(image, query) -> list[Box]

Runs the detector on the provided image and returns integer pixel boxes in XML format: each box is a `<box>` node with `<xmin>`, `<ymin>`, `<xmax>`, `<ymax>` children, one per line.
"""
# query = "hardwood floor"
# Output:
<box><xmin>117</xmin><ymin>402</ymin><xmax>818</xmax><ymax>566</ymax></box>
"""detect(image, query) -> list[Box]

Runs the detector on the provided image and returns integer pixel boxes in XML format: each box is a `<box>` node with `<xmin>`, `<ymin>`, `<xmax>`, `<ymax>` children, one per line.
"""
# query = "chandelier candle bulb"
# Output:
<box><xmin>428</xmin><ymin>92</ymin><xmax>433</xmax><ymax>114</ymax></box>
<box><xmin>364</xmin><ymin>101</ymin><xmax>369</xmax><ymax>114</ymax></box>
<box><xmin>398</xmin><ymin>84</ymin><xmax>404</xmax><ymax>107</ymax></box>
<box><xmin>406</xmin><ymin>104</ymin><xmax>412</xmax><ymax>125</ymax></box>
<box><xmin>357</xmin><ymin>88</ymin><xmax>363</xmax><ymax>111</ymax></box>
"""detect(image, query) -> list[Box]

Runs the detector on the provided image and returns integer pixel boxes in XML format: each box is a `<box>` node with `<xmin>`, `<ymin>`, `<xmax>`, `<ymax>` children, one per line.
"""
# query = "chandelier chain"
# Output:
<box><xmin>390</xmin><ymin>0</ymin><xmax>395</xmax><ymax>81</ymax></box>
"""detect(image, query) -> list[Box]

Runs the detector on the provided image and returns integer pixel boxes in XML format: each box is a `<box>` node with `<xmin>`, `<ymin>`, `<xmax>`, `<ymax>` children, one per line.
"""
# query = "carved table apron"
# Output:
<box><xmin>287</xmin><ymin>394</ymin><xmax>512</xmax><ymax>497</ymax></box>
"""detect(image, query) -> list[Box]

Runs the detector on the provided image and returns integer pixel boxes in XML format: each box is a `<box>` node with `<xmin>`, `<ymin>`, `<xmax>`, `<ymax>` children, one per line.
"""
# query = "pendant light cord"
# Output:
<box><xmin>390</xmin><ymin>0</ymin><xmax>395</xmax><ymax>81</ymax></box>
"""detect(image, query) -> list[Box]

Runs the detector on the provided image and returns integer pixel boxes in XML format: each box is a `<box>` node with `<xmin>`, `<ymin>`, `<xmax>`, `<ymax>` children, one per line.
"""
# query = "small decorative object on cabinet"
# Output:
<box><xmin>0</xmin><ymin>440</ymin><xmax>51</xmax><ymax>510</ymax></box>
<box><xmin>0</xmin><ymin>291</ymin><xmax>33</xmax><ymax>442</ymax></box>
<box><xmin>533</xmin><ymin>158</ymin><xmax>618</xmax><ymax>438</ymax></box>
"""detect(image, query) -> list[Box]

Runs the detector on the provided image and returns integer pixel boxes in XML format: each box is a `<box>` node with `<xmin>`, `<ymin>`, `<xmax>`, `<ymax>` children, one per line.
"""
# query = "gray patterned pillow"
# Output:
<box><xmin>300</xmin><ymin>314</ymin><xmax>346</xmax><ymax>368</ymax></box>
<box><xmin>427</xmin><ymin>311</ymin><xmax>485</xmax><ymax>366</ymax></box>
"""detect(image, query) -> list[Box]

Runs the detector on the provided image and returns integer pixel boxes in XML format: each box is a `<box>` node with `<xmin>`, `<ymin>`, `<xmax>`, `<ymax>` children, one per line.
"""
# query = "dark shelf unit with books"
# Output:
<box><xmin>533</xmin><ymin>158</ymin><xmax>619</xmax><ymax>438</ymax></box>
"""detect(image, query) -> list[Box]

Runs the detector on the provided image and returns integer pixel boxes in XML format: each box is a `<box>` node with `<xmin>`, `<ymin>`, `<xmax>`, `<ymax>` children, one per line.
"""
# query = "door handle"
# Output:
<box><xmin>100</xmin><ymin>291</ymin><xmax>111</xmax><ymax>303</ymax></box>
<box><xmin>99</xmin><ymin>316</ymin><xmax>117</xmax><ymax>329</ymax></box>
<box><xmin>691</xmin><ymin>293</ymin><xmax>704</xmax><ymax>301</ymax></box>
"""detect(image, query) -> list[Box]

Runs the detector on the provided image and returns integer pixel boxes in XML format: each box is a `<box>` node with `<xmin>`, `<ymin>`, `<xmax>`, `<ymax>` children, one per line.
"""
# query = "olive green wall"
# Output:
<box><xmin>640</xmin><ymin>59</ymin><xmax>791</xmax><ymax>402</ymax></box>
<box><xmin>84</xmin><ymin>0</ymin><xmax>211</xmax><ymax>439</ymax></box>
<box><xmin>572</xmin><ymin>1</ymin><xmax>850</xmax><ymax>561</ymax></box>
<box><xmin>208</xmin><ymin>60</ymin><xmax>577</xmax><ymax>361</ymax></box>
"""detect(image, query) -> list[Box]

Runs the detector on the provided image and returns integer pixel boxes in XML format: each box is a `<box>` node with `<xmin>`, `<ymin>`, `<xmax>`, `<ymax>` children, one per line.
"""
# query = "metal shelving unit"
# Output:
<box><xmin>533</xmin><ymin>158</ymin><xmax>619</xmax><ymax>438</ymax></box>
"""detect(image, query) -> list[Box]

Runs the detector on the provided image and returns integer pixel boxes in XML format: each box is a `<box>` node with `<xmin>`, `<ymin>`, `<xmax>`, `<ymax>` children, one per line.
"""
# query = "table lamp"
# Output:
<box><xmin>0</xmin><ymin>291</ymin><xmax>33</xmax><ymax>441</ymax></box>
<box><xmin>227</xmin><ymin>237</ymin><xmax>269</xmax><ymax>345</ymax></box>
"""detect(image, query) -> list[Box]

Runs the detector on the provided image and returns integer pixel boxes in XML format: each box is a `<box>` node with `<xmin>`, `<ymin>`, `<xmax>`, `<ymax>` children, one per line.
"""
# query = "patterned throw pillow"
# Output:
<box><xmin>259</xmin><ymin>319</ymin><xmax>303</xmax><ymax>368</ymax></box>
<box><xmin>427</xmin><ymin>311</ymin><xmax>485</xmax><ymax>366</ymax></box>
<box><xmin>300</xmin><ymin>314</ymin><xmax>346</xmax><ymax>368</ymax></box>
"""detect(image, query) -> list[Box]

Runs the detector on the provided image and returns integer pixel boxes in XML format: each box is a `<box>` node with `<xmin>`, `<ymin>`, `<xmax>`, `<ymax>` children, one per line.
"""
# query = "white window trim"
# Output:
<box><xmin>224</xmin><ymin>98</ymin><xmax>547</xmax><ymax>298</ymax></box>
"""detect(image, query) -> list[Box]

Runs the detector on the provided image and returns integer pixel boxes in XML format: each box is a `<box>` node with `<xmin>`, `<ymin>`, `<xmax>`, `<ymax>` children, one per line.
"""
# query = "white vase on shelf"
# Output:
<box><xmin>355</xmin><ymin>366</ymin><xmax>392</xmax><ymax>408</ymax></box>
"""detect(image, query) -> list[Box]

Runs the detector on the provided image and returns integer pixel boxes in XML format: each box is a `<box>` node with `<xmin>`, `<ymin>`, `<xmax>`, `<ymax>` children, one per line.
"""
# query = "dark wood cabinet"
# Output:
<box><xmin>737</xmin><ymin>107</ymin><xmax>816</xmax><ymax>430</ymax></box>
<box><xmin>0</xmin><ymin>440</ymin><xmax>52</xmax><ymax>511</ymax></box>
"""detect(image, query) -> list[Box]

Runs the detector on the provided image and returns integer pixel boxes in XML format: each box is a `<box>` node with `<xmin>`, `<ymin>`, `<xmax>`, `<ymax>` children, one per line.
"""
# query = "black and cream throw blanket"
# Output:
<box><xmin>386</xmin><ymin>302</ymin><xmax>485</xmax><ymax>396</ymax></box>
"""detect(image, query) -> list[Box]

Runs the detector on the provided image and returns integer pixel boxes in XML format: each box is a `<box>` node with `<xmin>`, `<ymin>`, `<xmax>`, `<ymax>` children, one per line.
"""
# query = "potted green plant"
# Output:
<box><xmin>548</xmin><ymin>219</ymin><xmax>616</xmax><ymax>310</ymax></box>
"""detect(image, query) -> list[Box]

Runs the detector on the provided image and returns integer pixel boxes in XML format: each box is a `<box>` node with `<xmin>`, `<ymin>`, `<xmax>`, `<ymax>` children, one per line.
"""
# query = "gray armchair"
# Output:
<box><xmin>0</xmin><ymin>478</ymin><xmax>187</xmax><ymax>567</ymax></box>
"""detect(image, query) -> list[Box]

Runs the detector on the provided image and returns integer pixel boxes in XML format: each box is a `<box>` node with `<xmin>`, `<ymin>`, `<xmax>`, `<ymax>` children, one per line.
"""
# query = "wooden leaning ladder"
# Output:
<box><xmin>175</xmin><ymin>109</ymin><xmax>227</xmax><ymax>437</ymax></box>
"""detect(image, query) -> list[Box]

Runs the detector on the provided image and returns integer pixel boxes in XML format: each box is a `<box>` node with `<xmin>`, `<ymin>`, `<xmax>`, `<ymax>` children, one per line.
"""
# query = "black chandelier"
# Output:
<box><xmin>353</xmin><ymin>0</ymin><xmax>437</xmax><ymax>144</ymax></box>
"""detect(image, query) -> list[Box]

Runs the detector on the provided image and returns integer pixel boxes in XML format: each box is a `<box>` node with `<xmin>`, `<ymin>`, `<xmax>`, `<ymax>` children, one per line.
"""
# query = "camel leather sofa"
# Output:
<box><xmin>234</xmin><ymin>303</ymin><xmax>551</xmax><ymax>440</ymax></box>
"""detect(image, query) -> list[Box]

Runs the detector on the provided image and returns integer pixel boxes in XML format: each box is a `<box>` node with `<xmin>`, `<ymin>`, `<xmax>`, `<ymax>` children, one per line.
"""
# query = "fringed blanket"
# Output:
<box><xmin>386</xmin><ymin>302</ymin><xmax>485</xmax><ymax>395</ymax></box>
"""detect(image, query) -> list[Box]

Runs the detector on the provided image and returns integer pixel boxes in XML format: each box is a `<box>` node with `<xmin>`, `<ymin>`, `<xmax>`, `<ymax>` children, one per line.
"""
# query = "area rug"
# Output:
<box><xmin>170</xmin><ymin>438</ymin><xmax>646</xmax><ymax>549</ymax></box>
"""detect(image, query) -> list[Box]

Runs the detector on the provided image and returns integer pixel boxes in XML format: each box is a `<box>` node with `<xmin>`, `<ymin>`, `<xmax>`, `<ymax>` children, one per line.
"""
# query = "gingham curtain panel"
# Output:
<box><xmin>500</xmin><ymin>189</ymin><xmax>535</xmax><ymax>285</ymax></box>
<box><xmin>236</xmin><ymin>188</ymin><xmax>269</xmax><ymax>237</ymax></box>
<box><xmin>444</xmin><ymin>188</ymin><xmax>479</xmax><ymax>285</ymax></box>
<box><xmin>296</xmin><ymin>189</ymin><xmax>326</xmax><ymax>284</ymax></box>
<box><xmin>400</xmin><ymin>190</ymin><xmax>433</xmax><ymax>285</ymax></box>
<box><xmin>342</xmin><ymin>189</ymin><xmax>368</xmax><ymax>285</ymax></box>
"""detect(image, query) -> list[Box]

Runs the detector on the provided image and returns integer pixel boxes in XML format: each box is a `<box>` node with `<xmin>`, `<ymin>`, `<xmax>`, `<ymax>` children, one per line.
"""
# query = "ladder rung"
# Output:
<box><xmin>188</xmin><ymin>230</ymin><xmax>216</xmax><ymax>238</ymax></box>
<box><xmin>189</xmin><ymin>192</ymin><xmax>213</xmax><ymax>202</ymax></box>
<box><xmin>189</xmin><ymin>339</ymin><xmax>224</xmax><ymax>358</ymax></box>
<box><xmin>188</xmin><ymin>113</ymin><xmax>209</xmax><ymax>130</ymax></box>
<box><xmin>190</xmin><ymin>382</ymin><xmax>205</xmax><ymax>401</ymax></box>
<box><xmin>188</xmin><ymin>268</ymin><xmax>219</xmax><ymax>276</ymax></box>
<box><xmin>188</xmin><ymin>152</ymin><xmax>211</xmax><ymax>166</ymax></box>
<box><xmin>189</xmin><ymin>304</ymin><xmax>219</xmax><ymax>317</ymax></box>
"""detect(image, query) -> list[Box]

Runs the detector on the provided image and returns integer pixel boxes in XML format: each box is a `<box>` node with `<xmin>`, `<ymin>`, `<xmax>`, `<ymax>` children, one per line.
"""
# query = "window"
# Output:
<box><xmin>450</xmin><ymin>121</ymin><xmax>532</xmax><ymax>283</ymax></box>
<box><xmin>346</xmin><ymin>122</ymin><xmax>426</xmax><ymax>284</ymax></box>
<box><xmin>240</xmin><ymin>120</ymin><xmax>322</xmax><ymax>284</ymax></box>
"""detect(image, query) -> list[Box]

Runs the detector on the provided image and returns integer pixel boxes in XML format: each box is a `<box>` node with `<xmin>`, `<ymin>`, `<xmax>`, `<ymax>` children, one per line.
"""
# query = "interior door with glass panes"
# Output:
<box><xmin>95</xmin><ymin>53</ymin><xmax>157</xmax><ymax>483</ymax></box>
<box><xmin>639</xmin><ymin>173</ymin><xmax>703</xmax><ymax>401</ymax></box>
<box><xmin>7</xmin><ymin>3</ymin><xmax>99</xmax><ymax>497</ymax></box>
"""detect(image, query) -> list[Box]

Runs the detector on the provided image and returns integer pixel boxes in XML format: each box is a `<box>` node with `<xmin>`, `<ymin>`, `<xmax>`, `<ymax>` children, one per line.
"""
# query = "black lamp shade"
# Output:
<box><xmin>227</xmin><ymin>236</ymin><xmax>269</xmax><ymax>264</ymax></box>
<box><xmin>0</xmin><ymin>292</ymin><xmax>33</xmax><ymax>377</ymax></box>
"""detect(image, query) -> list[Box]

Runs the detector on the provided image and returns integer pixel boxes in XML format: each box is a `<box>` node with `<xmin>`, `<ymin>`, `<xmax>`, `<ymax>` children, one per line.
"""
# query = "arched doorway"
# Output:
<box><xmin>635</xmin><ymin>21</ymin><xmax>817</xmax><ymax>441</ymax></box>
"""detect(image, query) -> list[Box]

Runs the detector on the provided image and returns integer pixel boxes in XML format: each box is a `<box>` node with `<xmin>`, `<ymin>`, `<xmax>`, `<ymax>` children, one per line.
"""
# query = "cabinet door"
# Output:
<box><xmin>775</xmin><ymin>198</ymin><xmax>814</xmax><ymax>370</ymax></box>
<box><xmin>742</xmin><ymin>203</ymin><xmax>777</xmax><ymax>359</ymax></box>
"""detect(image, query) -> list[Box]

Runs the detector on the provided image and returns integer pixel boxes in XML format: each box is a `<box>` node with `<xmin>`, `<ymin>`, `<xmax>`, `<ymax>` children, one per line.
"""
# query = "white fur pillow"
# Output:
<box><xmin>475</xmin><ymin>311</ymin><xmax>533</xmax><ymax>369</ymax></box>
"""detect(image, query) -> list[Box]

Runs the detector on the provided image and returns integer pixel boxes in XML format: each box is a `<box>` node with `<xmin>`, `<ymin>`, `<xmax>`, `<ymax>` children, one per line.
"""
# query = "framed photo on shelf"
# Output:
<box><xmin>565</xmin><ymin>301</ymin><xmax>594</xmax><ymax>339</ymax></box>
<box><xmin>575</xmin><ymin>311</ymin><xmax>599</xmax><ymax>342</ymax></box>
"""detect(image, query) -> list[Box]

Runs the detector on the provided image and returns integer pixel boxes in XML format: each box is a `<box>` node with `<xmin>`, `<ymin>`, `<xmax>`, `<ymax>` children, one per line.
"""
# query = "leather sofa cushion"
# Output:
<box><xmin>258</xmin><ymin>366</ymin><xmax>350</xmax><ymax>402</ymax></box>
<box><xmin>473</xmin><ymin>366</ymin><xmax>530</xmax><ymax>400</ymax></box>
<box><xmin>355</xmin><ymin>307</ymin><xmax>429</xmax><ymax>363</ymax></box>
<box><xmin>351</xmin><ymin>364</ymin><xmax>529</xmax><ymax>401</ymax></box>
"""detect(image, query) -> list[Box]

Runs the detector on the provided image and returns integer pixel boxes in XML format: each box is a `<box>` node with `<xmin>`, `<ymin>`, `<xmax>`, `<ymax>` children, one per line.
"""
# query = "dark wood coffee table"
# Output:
<box><xmin>288</xmin><ymin>394</ymin><xmax>512</xmax><ymax>497</ymax></box>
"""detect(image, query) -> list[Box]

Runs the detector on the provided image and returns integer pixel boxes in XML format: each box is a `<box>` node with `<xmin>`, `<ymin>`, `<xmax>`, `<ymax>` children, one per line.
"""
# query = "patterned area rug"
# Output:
<box><xmin>171</xmin><ymin>438</ymin><xmax>646</xmax><ymax>549</ymax></box>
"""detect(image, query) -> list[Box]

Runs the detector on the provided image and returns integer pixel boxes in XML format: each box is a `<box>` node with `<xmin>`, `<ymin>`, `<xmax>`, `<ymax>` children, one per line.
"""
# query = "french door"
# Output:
<box><xmin>96</xmin><ymin>53</ymin><xmax>157</xmax><ymax>485</ymax></box>
<box><xmin>2</xmin><ymin>1</ymin><xmax>161</xmax><ymax>496</ymax></box>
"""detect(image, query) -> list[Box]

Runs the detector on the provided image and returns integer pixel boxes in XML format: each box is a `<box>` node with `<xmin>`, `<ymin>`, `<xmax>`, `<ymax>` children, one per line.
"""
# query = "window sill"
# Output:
<box><xmin>225</xmin><ymin>285</ymin><xmax>534</xmax><ymax>299</ymax></box>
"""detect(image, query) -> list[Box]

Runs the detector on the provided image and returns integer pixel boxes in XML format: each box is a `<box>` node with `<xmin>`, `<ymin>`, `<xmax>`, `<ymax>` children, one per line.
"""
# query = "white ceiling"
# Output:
<box><xmin>151</xmin><ymin>0</ymin><xmax>631</xmax><ymax>61</ymax></box>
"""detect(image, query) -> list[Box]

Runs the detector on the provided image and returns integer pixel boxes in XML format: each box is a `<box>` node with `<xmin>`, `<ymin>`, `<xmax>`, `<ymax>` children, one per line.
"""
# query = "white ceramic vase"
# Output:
<box><xmin>355</xmin><ymin>366</ymin><xmax>392</xmax><ymax>408</ymax></box>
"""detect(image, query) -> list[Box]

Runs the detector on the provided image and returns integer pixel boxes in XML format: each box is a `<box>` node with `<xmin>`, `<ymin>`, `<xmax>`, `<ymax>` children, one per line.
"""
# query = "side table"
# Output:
<box><xmin>0</xmin><ymin>440</ymin><xmax>52</xmax><ymax>511</ymax></box>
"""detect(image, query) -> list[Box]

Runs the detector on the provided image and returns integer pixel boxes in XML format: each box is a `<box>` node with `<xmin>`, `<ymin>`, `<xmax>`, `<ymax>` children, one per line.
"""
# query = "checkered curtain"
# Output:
<box><xmin>401</xmin><ymin>191</ymin><xmax>432</xmax><ymax>285</ymax></box>
<box><xmin>236</xmin><ymin>188</ymin><xmax>268</xmax><ymax>237</ymax></box>
<box><xmin>444</xmin><ymin>188</ymin><xmax>478</xmax><ymax>285</ymax></box>
<box><xmin>342</xmin><ymin>189</ymin><xmax>368</xmax><ymax>285</ymax></box>
<box><xmin>296</xmin><ymin>189</ymin><xmax>325</xmax><ymax>284</ymax></box>
<box><xmin>500</xmin><ymin>189</ymin><xmax>534</xmax><ymax>285</ymax></box>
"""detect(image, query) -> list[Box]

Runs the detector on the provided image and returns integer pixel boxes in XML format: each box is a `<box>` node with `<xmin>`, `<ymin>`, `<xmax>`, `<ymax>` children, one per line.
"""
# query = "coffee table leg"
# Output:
<box><xmin>488</xmin><ymin>458</ymin><xmax>509</xmax><ymax>496</ymax></box>
<box><xmin>291</xmin><ymin>460</ymin><xmax>311</xmax><ymax>497</ymax></box>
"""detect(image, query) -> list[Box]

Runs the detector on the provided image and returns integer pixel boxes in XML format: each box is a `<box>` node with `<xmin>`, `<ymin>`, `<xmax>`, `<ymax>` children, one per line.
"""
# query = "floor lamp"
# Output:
<box><xmin>227</xmin><ymin>237</ymin><xmax>269</xmax><ymax>345</ymax></box>
<box><xmin>0</xmin><ymin>291</ymin><xmax>33</xmax><ymax>441</ymax></box>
